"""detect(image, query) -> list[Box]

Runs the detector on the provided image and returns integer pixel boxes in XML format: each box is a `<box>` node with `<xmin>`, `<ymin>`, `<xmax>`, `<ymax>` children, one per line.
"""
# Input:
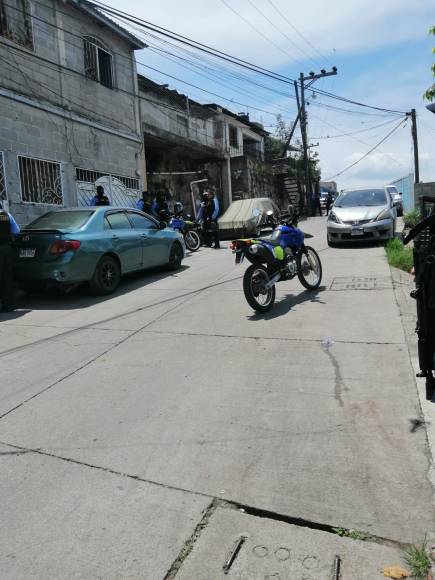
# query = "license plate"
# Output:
<box><xmin>19</xmin><ymin>248</ymin><xmax>36</xmax><ymax>258</ymax></box>
<box><xmin>351</xmin><ymin>228</ymin><xmax>364</xmax><ymax>236</ymax></box>
<box><xmin>235</xmin><ymin>252</ymin><xmax>244</xmax><ymax>264</ymax></box>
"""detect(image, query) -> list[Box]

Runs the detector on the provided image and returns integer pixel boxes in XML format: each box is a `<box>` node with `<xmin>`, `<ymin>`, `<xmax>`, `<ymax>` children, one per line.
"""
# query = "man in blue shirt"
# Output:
<box><xmin>199</xmin><ymin>190</ymin><xmax>220</xmax><ymax>248</ymax></box>
<box><xmin>0</xmin><ymin>202</ymin><xmax>20</xmax><ymax>312</ymax></box>
<box><xmin>90</xmin><ymin>185</ymin><xmax>110</xmax><ymax>206</ymax></box>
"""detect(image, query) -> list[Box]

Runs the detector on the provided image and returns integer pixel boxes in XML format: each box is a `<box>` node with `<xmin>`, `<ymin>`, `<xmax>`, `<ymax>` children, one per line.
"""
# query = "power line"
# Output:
<box><xmin>90</xmin><ymin>0</ymin><xmax>407</xmax><ymax>115</ymax></box>
<box><xmin>245</xmin><ymin>0</ymin><xmax>319</xmax><ymax>67</ymax></box>
<box><xmin>219</xmin><ymin>0</ymin><xmax>298</xmax><ymax>63</ymax></box>
<box><xmin>325</xmin><ymin>117</ymin><xmax>408</xmax><ymax>180</ymax></box>
<box><xmin>265</xmin><ymin>0</ymin><xmax>331</xmax><ymax>65</ymax></box>
<box><xmin>311</xmin><ymin>118</ymin><xmax>400</xmax><ymax>139</ymax></box>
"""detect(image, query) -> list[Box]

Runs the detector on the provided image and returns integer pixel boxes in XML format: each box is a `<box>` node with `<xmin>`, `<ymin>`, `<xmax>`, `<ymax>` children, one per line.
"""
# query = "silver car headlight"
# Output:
<box><xmin>374</xmin><ymin>208</ymin><xmax>391</xmax><ymax>221</ymax></box>
<box><xmin>328</xmin><ymin>211</ymin><xmax>341</xmax><ymax>224</ymax></box>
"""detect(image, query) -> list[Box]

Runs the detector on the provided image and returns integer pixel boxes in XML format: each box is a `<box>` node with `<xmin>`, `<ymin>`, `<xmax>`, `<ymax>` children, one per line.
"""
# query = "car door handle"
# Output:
<box><xmin>140</xmin><ymin>233</ymin><xmax>148</xmax><ymax>238</ymax></box>
<box><xmin>112</xmin><ymin>234</ymin><xmax>119</xmax><ymax>240</ymax></box>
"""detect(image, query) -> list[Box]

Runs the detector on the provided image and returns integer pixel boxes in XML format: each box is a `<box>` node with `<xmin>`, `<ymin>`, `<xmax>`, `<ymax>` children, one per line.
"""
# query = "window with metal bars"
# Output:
<box><xmin>0</xmin><ymin>0</ymin><xmax>33</xmax><ymax>49</ymax></box>
<box><xmin>229</xmin><ymin>125</ymin><xmax>239</xmax><ymax>148</ymax></box>
<box><xmin>83</xmin><ymin>36</ymin><xmax>113</xmax><ymax>89</ymax></box>
<box><xmin>19</xmin><ymin>156</ymin><xmax>63</xmax><ymax>205</ymax></box>
<box><xmin>75</xmin><ymin>168</ymin><xmax>139</xmax><ymax>191</ymax></box>
<box><xmin>0</xmin><ymin>152</ymin><xmax>6</xmax><ymax>202</ymax></box>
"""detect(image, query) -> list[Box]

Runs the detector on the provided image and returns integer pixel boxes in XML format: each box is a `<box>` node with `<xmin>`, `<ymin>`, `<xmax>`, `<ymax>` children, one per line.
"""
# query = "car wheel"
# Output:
<box><xmin>90</xmin><ymin>255</ymin><xmax>121</xmax><ymax>295</ymax></box>
<box><xmin>166</xmin><ymin>242</ymin><xmax>183</xmax><ymax>271</ymax></box>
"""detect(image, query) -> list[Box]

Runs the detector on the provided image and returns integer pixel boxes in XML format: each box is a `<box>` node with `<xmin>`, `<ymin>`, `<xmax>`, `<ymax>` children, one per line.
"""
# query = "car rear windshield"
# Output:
<box><xmin>25</xmin><ymin>211</ymin><xmax>94</xmax><ymax>231</ymax></box>
<box><xmin>336</xmin><ymin>189</ymin><xmax>387</xmax><ymax>207</ymax></box>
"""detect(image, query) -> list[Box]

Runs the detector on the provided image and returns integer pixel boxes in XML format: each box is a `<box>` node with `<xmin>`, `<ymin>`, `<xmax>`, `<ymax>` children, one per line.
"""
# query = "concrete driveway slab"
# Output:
<box><xmin>0</xmin><ymin>332</ymin><xmax>432</xmax><ymax>543</ymax></box>
<box><xmin>0</xmin><ymin>445</ymin><xmax>209</xmax><ymax>580</ymax></box>
<box><xmin>177</xmin><ymin>507</ymin><xmax>404</xmax><ymax>580</ymax></box>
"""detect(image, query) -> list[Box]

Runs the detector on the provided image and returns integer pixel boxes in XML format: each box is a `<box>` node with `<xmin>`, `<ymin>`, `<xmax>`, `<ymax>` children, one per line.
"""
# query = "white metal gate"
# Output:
<box><xmin>76</xmin><ymin>168</ymin><xmax>141</xmax><ymax>208</ymax></box>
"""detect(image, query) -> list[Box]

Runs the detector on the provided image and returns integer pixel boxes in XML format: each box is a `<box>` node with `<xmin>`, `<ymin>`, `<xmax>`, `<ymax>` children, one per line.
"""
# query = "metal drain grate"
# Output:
<box><xmin>330</xmin><ymin>276</ymin><xmax>392</xmax><ymax>291</ymax></box>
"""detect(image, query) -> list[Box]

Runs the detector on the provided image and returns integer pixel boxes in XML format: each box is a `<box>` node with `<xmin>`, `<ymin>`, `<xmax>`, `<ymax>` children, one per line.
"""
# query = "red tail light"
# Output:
<box><xmin>49</xmin><ymin>240</ymin><xmax>81</xmax><ymax>255</ymax></box>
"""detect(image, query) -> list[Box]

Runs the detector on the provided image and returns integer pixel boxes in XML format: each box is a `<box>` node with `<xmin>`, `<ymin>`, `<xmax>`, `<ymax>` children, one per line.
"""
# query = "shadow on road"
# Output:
<box><xmin>247</xmin><ymin>285</ymin><xmax>326</xmax><ymax>321</ymax></box>
<box><xmin>12</xmin><ymin>265</ymin><xmax>191</xmax><ymax>312</ymax></box>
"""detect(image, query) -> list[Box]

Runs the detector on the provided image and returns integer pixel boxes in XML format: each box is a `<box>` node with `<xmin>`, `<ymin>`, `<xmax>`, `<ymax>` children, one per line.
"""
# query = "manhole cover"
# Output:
<box><xmin>330</xmin><ymin>276</ymin><xmax>392</xmax><ymax>291</ymax></box>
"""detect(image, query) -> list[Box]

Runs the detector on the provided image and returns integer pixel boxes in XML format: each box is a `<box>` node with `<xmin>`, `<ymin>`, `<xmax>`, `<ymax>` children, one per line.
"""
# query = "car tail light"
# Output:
<box><xmin>49</xmin><ymin>240</ymin><xmax>81</xmax><ymax>255</ymax></box>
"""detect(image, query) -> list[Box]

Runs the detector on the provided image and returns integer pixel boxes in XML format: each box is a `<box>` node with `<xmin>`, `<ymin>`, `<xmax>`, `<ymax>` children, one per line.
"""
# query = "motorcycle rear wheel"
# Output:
<box><xmin>243</xmin><ymin>264</ymin><xmax>276</xmax><ymax>312</ymax></box>
<box><xmin>297</xmin><ymin>245</ymin><xmax>322</xmax><ymax>290</ymax></box>
<box><xmin>184</xmin><ymin>230</ymin><xmax>201</xmax><ymax>252</ymax></box>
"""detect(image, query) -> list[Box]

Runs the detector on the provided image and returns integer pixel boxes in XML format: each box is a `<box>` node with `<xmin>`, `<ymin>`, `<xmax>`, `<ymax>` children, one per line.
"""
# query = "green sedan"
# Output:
<box><xmin>14</xmin><ymin>207</ymin><xmax>185</xmax><ymax>294</ymax></box>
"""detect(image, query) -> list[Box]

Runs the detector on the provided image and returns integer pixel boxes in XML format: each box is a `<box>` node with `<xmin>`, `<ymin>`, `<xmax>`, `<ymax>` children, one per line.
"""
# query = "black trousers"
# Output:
<box><xmin>0</xmin><ymin>243</ymin><xmax>13</xmax><ymax>308</ymax></box>
<box><xmin>204</xmin><ymin>219</ymin><xmax>220</xmax><ymax>248</ymax></box>
<box><xmin>312</xmin><ymin>199</ymin><xmax>322</xmax><ymax>216</ymax></box>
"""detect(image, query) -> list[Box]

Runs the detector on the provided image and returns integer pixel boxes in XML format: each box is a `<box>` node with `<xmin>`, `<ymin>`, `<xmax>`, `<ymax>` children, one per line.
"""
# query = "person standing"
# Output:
<box><xmin>312</xmin><ymin>190</ymin><xmax>322</xmax><ymax>217</ymax></box>
<box><xmin>200</xmin><ymin>190</ymin><xmax>220</xmax><ymax>249</ymax></box>
<box><xmin>90</xmin><ymin>185</ymin><xmax>110</xmax><ymax>206</ymax></box>
<box><xmin>0</xmin><ymin>202</ymin><xmax>20</xmax><ymax>312</ymax></box>
<box><xmin>325</xmin><ymin>191</ymin><xmax>333</xmax><ymax>216</ymax></box>
<box><xmin>136</xmin><ymin>191</ymin><xmax>153</xmax><ymax>214</ymax></box>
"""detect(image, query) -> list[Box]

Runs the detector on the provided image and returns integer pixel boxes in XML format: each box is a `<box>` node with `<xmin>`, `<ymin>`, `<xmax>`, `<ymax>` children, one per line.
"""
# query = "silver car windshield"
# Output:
<box><xmin>335</xmin><ymin>189</ymin><xmax>387</xmax><ymax>208</ymax></box>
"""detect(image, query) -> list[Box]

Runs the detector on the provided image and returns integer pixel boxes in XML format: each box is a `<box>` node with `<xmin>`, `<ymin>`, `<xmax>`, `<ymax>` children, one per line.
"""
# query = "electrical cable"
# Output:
<box><xmin>90</xmin><ymin>0</ymin><xmax>407</xmax><ymax>114</ymax></box>
<box><xmin>325</xmin><ymin>117</ymin><xmax>408</xmax><ymax>180</ymax></box>
<box><xmin>245</xmin><ymin>0</ymin><xmax>319</xmax><ymax>67</ymax></box>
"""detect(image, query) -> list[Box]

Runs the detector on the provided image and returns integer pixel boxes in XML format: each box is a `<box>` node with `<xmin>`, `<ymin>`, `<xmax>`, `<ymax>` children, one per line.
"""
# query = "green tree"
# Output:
<box><xmin>424</xmin><ymin>26</ymin><xmax>435</xmax><ymax>102</ymax></box>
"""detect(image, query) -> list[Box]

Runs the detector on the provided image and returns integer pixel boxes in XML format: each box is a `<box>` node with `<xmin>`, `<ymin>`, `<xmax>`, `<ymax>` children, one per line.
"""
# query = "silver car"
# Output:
<box><xmin>327</xmin><ymin>188</ymin><xmax>396</xmax><ymax>246</ymax></box>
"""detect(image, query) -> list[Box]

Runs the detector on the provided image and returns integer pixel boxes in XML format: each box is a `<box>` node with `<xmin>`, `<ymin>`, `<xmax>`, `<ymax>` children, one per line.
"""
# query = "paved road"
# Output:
<box><xmin>1</xmin><ymin>217</ymin><xmax>434</xmax><ymax>579</ymax></box>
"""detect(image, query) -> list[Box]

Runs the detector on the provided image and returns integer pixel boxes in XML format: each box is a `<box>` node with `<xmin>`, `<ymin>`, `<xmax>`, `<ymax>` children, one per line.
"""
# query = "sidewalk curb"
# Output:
<box><xmin>390</xmin><ymin>265</ymin><xmax>435</xmax><ymax>514</ymax></box>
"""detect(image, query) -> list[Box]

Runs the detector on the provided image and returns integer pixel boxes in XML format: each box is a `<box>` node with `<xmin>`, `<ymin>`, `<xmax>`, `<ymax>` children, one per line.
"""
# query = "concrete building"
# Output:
<box><xmin>138</xmin><ymin>76</ymin><xmax>226</xmax><ymax>214</ymax></box>
<box><xmin>0</xmin><ymin>0</ymin><xmax>145</xmax><ymax>223</ymax></box>
<box><xmin>138</xmin><ymin>77</ymin><xmax>268</xmax><ymax>215</ymax></box>
<box><xmin>207</xmin><ymin>107</ymin><xmax>267</xmax><ymax>202</ymax></box>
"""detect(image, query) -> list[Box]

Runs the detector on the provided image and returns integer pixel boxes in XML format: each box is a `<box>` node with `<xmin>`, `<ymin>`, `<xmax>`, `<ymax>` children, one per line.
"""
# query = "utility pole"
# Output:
<box><xmin>280</xmin><ymin>81</ymin><xmax>301</xmax><ymax>158</ymax></box>
<box><xmin>409</xmin><ymin>108</ymin><xmax>420</xmax><ymax>184</ymax></box>
<box><xmin>299</xmin><ymin>68</ymin><xmax>337</xmax><ymax>212</ymax></box>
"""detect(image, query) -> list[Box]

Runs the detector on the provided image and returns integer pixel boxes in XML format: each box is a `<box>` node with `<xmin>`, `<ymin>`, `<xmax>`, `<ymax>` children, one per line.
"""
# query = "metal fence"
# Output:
<box><xmin>390</xmin><ymin>174</ymin><xmax>414</xmax><ymax>212</ymax></box>
<box><xmin>75</xmin><ymin>167</ymin><xmax>141</xmax><ymax>208</ymax></box>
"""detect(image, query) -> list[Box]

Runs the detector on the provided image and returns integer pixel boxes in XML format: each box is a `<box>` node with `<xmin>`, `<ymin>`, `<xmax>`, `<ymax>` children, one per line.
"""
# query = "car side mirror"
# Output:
<box><xmin>159</xmin><ymin>221</ymin><xmax>167</xmax><ymax>230</ymax></box>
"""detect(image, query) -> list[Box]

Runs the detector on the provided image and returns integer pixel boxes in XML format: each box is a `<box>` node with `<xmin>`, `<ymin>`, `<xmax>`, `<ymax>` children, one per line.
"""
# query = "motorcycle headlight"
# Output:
<box><xmin>374</xmin><ymin>208</ymin><xmax>391</xmax><ymax>221</ymax></box>
<box><xmin>328</xmin><ymin>211</ymin><xmax>340</xmax><ymax>224</ymax></box>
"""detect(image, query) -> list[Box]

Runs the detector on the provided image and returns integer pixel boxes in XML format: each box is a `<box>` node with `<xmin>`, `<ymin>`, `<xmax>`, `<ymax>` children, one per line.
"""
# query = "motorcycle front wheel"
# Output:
<box><xmin>184</xmin><ymin>230</ymin><xmax>201</xmax><ymax>252</ymax></box>
<box><xmin>243</xmin><ymin>264</ymin><xmax>276</xmax><ymax>312</ymax></box>
<box><xmin>297</xmin><ymin>245</ymin><xmax>322</xmax><ymax>290</ymax></box>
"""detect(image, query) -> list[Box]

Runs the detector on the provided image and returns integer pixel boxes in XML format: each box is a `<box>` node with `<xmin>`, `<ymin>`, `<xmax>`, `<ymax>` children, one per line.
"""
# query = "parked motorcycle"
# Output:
<box><xmin>160</xmin><ymin>203</ymin><xmax>202</xmax><ymax>252</ymax></box>
<box><xmin>231</xmin><ymin>213</ymin><xmax>322</xmax><ymax>312</ymax></box>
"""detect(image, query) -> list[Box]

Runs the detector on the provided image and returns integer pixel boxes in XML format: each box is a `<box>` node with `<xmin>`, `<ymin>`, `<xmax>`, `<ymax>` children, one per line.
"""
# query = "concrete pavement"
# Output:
<box><xmin>0</xmin><ymin>217</ymin><xmax>434</xmax><ymax>578</ymax></box>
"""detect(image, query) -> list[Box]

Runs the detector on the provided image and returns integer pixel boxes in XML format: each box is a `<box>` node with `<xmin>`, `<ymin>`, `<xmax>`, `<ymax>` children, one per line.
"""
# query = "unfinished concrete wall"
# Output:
<box><xmin>0</xmin><ymin>0</ymin><xmax>144</xmax><ymax>223</ymax></box>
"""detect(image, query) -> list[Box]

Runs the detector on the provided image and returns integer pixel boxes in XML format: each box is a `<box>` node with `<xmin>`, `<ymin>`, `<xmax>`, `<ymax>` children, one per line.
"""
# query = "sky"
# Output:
<box><xmin>103</xmin><ymin>0</ymin><xmax>435</xmax><ymax>190</ymax></box>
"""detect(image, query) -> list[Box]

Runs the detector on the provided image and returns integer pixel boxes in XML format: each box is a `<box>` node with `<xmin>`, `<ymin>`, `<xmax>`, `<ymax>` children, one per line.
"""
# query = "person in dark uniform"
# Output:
<box><xmin>90</xmin><ymin>185</ymin><xmax>110</xmax><ymax>206</ymax></box>
<box><xmin>0</xmin><ymin>202</ymin><xmax>20</xmax><ymax>312</ymax></box>
<box><xmin>136</xmin><ymin>191</ymin><xmax>153</xmax><ymax>214</ymax></box>
<box><xmin>325</xmin><ymin>191</ymin><xmax>334</xmax><ymax>216</ymax></box>
<box><xmin>312</xmin><ymin>190</ymin><xmax>322</xmax><ymax>216</ymax></box>
<box><xmin>198</xmin><ymin>190</ymin><xmax>220</xmax><ymax>248</ymax></box>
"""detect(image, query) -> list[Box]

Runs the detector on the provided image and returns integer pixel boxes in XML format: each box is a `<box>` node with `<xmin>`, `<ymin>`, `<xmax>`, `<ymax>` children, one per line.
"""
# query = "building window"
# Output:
<box><xmin>229</xmin><ymin>125</ymin><xmax>239</xmax><ymax>148</ymax></box>
<box><xmin>0</xmin><ymin>0</ymin><xmax>33</xmax><ymax>49</ymax></box>
<box><xmin>18</xmin><ymin>156</ymin><xmax>63</xmax><ymax>205</ymax></box>
<box><xmin>0</xmin><ymin>152</ymin><xmax>6</xmax><ymax>202</ymax></box>
<box><xmin>213</xmin><ymin>121</ymin><xmax>223</xmax><ymax>140</ymax></box>
<box><xmin>83</xmin><ymin>36</ymin><xmax>113</xmax><ymax>89</ymax></box>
